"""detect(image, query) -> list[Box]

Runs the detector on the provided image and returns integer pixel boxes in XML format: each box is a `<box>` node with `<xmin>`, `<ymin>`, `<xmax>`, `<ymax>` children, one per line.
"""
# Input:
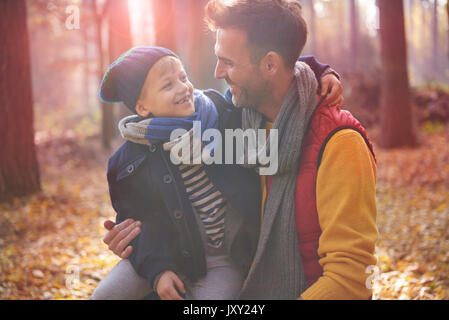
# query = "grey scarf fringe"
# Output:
<box><xmin>118</xmin><ymin>116</ymin><xmax>152</xmax><ymax>146</ymax></box>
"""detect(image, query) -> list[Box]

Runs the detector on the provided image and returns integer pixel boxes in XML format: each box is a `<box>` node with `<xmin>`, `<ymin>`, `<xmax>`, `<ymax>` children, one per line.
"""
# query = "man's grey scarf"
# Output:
<box><xmin>238</xmin><ymin>61</ymin><xmax>319</xmax><ymax>299</ymax></box>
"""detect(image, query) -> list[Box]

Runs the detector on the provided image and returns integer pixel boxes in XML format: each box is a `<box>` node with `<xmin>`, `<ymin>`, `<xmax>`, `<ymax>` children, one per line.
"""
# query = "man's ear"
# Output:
<box><xmin>260</xmin><ymin>51</ymin><xmax>282</xmax><ymax>77</ymax></box>
<box><xmin>135</xmin><ymin>101</ymin><xmax>152</xmax><ymax>117</ymax></box>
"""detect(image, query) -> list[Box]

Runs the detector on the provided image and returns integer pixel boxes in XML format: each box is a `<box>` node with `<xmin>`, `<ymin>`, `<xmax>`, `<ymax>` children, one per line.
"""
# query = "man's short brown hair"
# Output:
<box><xmin>205</xmin><ymin>0</ymin><xmax>308</xmax><ymax>69</ymax></box>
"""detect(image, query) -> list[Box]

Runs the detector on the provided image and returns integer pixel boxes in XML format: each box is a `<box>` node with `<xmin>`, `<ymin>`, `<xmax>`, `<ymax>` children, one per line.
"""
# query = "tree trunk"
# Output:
<box><xmin>408</xmin><ymin>0</ymin><xmax>414</xmax><ymax>34</ymax></box>
<box><xmin>447</xmin><ymin>0</ymin><xmax>449</xmax><ymax>61</ymax></box>
<box><xmin>187</xmin><ymin>0</ymin><xmax>220</xmax><ymax>90</ymax></box>
<box><xmin>188</xmin><ymin>0</ymin><xmax>204</xmax><ymax>87</ymax></box>
<box><xmin>92</xmin><ymin>0</ymin><xmax>114</xmax><ymax>150</ymax></box>
<box><xmin>0</xmin><ymin>0</ymin><xmax>41</xmax><ymax>202</ymax></box>
<box><xmin>337</xmin><ymin>0</ymin><xmax>346</xmax><ymax>71</ymax></box>
<box><xmin>432</xmin><ymin>0</ymin><xmax>439</xmax><ymax>77</ymax></box>
<box><xmin>421</xmin><ymin>0</ymin><xmax>428</xmax><ymax>59</ymax></box>
<box><xmin>378</xmin><ymin>0</ymin><xmax>417</xmax><ymax>148</ymax></box>
<box><xmin>407</xmin><ymin>0</ymin><xmax>415</xmax><ymax>70</ymax></box>
<box><xmin>107</xmin><ymin>0</ymin><xmax>133</xmax><ymax>123</ymax></box>
<box><xmin>305</xmin><ymin>0</ymin><xmax>317</xmax><ymax>56</ymax></box>
<box><xmin>153</xmin><ymin>0</ymin><xmax>177</xmax><ymax>51</ymax></box>
<box><xmin>349</xmin><ymin>0</ymin><xmax>359</xmax><ymax>73</ymax></box>
<box><xmin>82</xmin><ymin>0</ymin><xmax>91</xmax><ymax>109</ymax></box>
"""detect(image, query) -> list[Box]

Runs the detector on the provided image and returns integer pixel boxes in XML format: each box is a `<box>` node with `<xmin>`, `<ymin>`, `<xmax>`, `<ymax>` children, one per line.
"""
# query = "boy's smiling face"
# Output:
<box><xmin>136</xmin><ymin>56</ymin><xmax>195</xmax><ymax>118</ymax></box>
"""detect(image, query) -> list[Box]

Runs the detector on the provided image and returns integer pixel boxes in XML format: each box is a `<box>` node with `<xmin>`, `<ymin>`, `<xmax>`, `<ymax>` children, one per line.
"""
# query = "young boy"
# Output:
<box><xmin>92</xmin><ymin>46</ymin><xmax>340</xmax><ymax>300</ymax></box>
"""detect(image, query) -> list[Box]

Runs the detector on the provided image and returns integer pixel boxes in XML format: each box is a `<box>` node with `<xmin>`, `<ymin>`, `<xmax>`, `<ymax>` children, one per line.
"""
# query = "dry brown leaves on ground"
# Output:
<box><xmin>1</xmin><ymin>126</ymin><xmax>449</xmax><ymax>300</ymax></box>
<box><xmin>371</xmin><ymin>126</ymin><xmax>449</xmax><ymax>299</ymax></box>
<box><xmin>0</xmin><ymin>131</ymin><xmax>120</xmax><ymax>299</ymax></box>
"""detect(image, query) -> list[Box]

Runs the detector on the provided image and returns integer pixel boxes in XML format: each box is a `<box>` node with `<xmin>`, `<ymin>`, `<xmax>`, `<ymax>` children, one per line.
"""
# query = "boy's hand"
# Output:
<box><xmin>319</xmin><ymin>73</ymin><xmax>344</xmax><ymax>108</ymax></box>
<box><xmin>103</xmin><ymin>218</ymin><xmax>141</xmax><ymax>259</ymax></box>
<box><xmin>156</xmin><ymin>271</ymin><xmax>186</xmax><ymax>300</ymax></box>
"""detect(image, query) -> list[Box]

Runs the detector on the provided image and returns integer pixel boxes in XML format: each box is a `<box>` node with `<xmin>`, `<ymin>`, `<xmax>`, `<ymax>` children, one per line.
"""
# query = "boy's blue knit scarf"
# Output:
<box><xmin>118</xmin><ymin>90</ymin><xmax>218</xmax><ymax>146</ymax></box>
<box><xmin>145</xmin><ymin>90</ymin><xmax>218</xmax><ymax>144</ymax></box>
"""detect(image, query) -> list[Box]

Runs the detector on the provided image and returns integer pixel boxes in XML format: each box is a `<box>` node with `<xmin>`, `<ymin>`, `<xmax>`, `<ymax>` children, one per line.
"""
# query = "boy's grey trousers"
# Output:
<box><xmin>90</xmin><ymin>254</ymin><xmax>244</xmax><ymax>300</ymax></box>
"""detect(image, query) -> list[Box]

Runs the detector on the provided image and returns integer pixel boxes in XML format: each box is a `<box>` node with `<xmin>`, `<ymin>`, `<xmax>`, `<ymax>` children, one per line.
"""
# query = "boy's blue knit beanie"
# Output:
<box><xmin>99</xmin><ymin>46</ymin><xmax>178</xmax><ymax>112</ymax></box>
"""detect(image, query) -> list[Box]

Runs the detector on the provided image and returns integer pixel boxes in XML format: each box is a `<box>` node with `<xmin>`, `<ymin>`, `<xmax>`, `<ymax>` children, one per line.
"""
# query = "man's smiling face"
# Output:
<box><xmin>214</xmin><ymin>28</ymin><xmax>270</xmax><ymax>109</ymax></box>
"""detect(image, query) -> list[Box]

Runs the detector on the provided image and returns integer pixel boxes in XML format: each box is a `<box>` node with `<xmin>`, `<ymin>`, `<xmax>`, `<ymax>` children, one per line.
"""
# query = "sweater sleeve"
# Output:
<box><xmin>300</xmin><ymin>129</ymin><xmax>378</xmax><ymax>300</ymax></box>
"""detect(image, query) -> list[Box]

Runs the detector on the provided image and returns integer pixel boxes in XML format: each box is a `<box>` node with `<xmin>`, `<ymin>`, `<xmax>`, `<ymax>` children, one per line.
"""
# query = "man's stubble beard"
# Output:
<box><xmin>231</xmin><ymin>77</ymin><xmax>273</xmax><ymax>112</ymax></box>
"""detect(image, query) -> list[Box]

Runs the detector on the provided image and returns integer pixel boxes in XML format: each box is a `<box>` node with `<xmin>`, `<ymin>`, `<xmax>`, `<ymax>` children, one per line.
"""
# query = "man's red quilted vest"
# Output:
<box><xmin>265</xmin><ymin>105</ymin><xmax>375</xmax><ymax>286</ymax></box>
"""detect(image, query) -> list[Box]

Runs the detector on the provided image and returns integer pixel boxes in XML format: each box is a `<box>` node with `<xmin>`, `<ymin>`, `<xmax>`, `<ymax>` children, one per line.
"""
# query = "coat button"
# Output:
<box><xmin>149</xmin><ymin>145</ymin><xmax>157</xmax><ymax>152</ymax></box>
<box><xmin>163</xmin><ymin>174</ymin><xmax>173</xmax><ymax>184</ymax></box>
<box><xmin>182</xmin><ymin>250</ymin><xmax>190</xmax><ymax>258</ymax></box>
<box><xmin>127</xmin><ymin>164</ymin><xmax>134</xmax><ymax>173</ymax></box>
<box><xmin>174</xmin><ymin>210</ymin><xmax>183</xmax><ymax>219</ymax></box>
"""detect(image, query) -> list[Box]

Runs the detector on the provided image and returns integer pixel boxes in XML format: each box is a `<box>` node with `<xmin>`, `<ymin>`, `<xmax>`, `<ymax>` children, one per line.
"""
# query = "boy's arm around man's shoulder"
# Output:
<box><xmin>298</xmin><ymin>55</ymin><xmax>331</xmax><ymax>79</ymax></box>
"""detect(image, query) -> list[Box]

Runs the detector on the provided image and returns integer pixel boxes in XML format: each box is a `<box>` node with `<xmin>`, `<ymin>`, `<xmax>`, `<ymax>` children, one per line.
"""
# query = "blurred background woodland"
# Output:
<box><xmin>1</xmin><ymin>0</ymin><xmax>449</xmax><ymax>300</ymax></box>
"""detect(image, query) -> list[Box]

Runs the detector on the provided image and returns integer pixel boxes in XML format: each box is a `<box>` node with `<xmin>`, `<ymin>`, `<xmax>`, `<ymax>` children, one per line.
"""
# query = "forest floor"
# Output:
<box><xmin>1</xmin><ymin>124</ymin><xmax>449</xmax><ymax>300</ymax></box>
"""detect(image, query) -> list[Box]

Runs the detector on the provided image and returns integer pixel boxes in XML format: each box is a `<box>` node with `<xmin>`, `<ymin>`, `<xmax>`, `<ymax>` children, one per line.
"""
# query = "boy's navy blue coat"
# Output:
<box><xmin>107</xmin><ymin>90</ymin><xmax>261</xmax><ymax>286</ymax></box>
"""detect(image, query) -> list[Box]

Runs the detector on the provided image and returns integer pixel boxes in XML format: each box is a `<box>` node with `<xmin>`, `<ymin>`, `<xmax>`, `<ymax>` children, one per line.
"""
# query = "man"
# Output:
<box><xmin>102</xmin><ymin>0</ymin><xmax>377</xmax><ymax>299</ymax></box>
<box><xmin>205</xmin><ymin>0</ymin><xmax>377</xmax><ymax>300</ymax></box>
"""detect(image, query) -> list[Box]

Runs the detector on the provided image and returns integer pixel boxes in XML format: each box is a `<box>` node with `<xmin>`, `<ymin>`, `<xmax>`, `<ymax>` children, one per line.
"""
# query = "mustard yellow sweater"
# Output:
<box><xmin>261</xmin><ymin>127</ymin><xmax>378</xmax><ymax>300</ymax></box>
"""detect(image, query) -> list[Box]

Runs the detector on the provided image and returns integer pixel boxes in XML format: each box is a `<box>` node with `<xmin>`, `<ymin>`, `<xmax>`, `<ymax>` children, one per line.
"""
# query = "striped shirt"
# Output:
<box><xmin>178</xmin><ymin>163</ymin><xmax>227</xmax><ymax>248</ymax></box>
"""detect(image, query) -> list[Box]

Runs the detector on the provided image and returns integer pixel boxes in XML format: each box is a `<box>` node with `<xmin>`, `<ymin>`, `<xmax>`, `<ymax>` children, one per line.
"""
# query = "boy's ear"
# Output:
<box><xmin>135</xmin><ymin>101</ymin><xmax>152</xmax><ymax>117</ymax></box>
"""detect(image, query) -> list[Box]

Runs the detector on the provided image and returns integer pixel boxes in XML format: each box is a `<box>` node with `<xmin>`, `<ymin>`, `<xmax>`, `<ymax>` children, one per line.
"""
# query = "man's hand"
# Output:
<box><xmin>319</xmin><ymin>73</ymin><xmax>344</xmax><ymax>108</ymax></box>
<box><xmin>156</xmin><ymin>271</ymin><xmax>186</xmax><ymax>300</ymax></box>
<box><xmin>103</xmin><ymin>218</ymin><xmax>141</xmax><ymax>259</ymax></box>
